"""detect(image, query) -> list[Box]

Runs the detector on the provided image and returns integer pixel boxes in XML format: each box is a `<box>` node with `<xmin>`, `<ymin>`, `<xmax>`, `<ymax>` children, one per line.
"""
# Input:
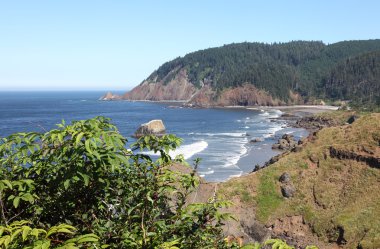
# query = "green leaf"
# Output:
<box><xmin>13</xmin><ymin>196</ymin><xmax>20</xmax><ymax>208</ymax></box>
<box><xmin>75</xmin><ymin>132</ymin><xmax>84</xmax><ymax>146</ymax></box>
<box><xmin>22</xmin><ymin>226</ymin><xmax>32</xmax><ymax>241</ymax></box>
<box><xmin>76</xmin><ymin>234</ymin><xmax>99</xmax><ymax>244</ymax></box>
<box><xmin>63</xmin><ymin>179</ymin><xmax>70</xmax><ymax>190</ymax></box>
<box><xmin>21</xmin><ymin>193</ymin><xmax>35</xmax><ymax>203</ymax></box>
<box><xmin>1</xmin><ymin>180</ymin><xmax>12</xmax><ymax>189</ymax></box>
<box><xmin>77</xmin><ymin>172</ymin><xmax>90</xmax><ymax>186</ymax></box>
<box><xmin>85</xmin><ymin>140</ymin><xmax>93</xmax><ymax>154</ymax></box>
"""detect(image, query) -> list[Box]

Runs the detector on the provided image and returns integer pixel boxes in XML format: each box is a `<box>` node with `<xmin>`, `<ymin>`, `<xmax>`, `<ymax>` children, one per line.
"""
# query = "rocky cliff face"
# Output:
<box><xmin>118</xmin><ymin>69</ymin><xmax>303</xmax><ymax>107</ymax></box>
<box><xmin>122</xmin><ymin>69</ymin><xmax>197</xmax><ymax>101</ymax></box>
<box><xmin>186</xmin><ymin>84</ymin><xmax>287</xmax><ymax>107</ymax></box>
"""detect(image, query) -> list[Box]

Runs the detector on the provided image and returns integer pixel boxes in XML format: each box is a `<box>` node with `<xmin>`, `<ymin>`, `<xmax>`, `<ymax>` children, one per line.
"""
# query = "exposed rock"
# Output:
<box><xmin>99</xmin><ymin>92</ymin><xmax>121</xmax><ymax>101</ymax></box>
<box><xmin>272</xmin><ymin>143</ymin><xmax>281</xmax><ymax>150</ymax></box>
<box><xmin>347</xmin><ymin>115</ymin><xmax>359</xmax><ymax>124</ymax></box>
<box><xmin>279</xmin><ymin>172</ymin><xmax>291</xmax><ymax>183</ymax></box>
<box><xmin>278</xmin><ymin>139</ymin><xmax>289</xmax><ymax>149</ymax></box>
<box><xmin>281</xmin><ymin>184</ymin><xmax>296</xmax><ymax>198</ymax></box>
<box><xmin>295</xmin><ymin>116</ymin><xmax>340</xmax><ymax>131</ymax></box>
<box><xmin>240</xmin><ymin>219</ymin><xmax>270</xmax><ymax>243</ymax></box>
<box><xmin>329</xmin><ymin>146</ymin><xmax>380</xmax><ymax>169</ymax></box>
<box><xmin>272</xmin><ymin>134</ymin><xmax>298</xmax><ymax>151</ymax></box>
<box><xmin>134</xmin><ymin>120</ymin><xmax>166</xmax><ymax>138</ymax></box>
<box><xmin>252</xmin><ymin>164</ymin><xmax>261</xmax><ymax>172</ymax></box>
<box><xmin>282</xmin><ymin>134</ymin><xmax>294</xmax><ymax>141</ymax></box>
<box><xmin>124</xmin><ymin>69</ymin><xmax>197</xmax><ymax>101</ymax></box>
<box><xmin>250</xmin><ymin>138</ymin><xmax>263</xmax><ymax>143</ymax></box>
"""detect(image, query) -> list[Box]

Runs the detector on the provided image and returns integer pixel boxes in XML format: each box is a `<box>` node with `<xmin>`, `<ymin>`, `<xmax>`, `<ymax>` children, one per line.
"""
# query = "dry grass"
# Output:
<box><xmin>218</xmin><ymin>113</ymin><xmax>380</xmax><ymax>248</ymax></box>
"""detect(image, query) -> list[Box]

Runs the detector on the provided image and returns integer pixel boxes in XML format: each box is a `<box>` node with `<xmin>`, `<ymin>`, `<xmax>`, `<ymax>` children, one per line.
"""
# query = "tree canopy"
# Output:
<box><xmin>146</xmin><ymin>40</ymin><xmax>380</xmax><ymax>107</ymax></box>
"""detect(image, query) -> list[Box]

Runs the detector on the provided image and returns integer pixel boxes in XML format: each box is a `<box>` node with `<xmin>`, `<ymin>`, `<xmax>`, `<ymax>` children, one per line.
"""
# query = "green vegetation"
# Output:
<box><xmin>0</xmin><ymin>220</ymin><xmax>101</xmax><ymax>248</ymax></box>
<box><xmin>255</xmin><ymin>172</ymin><xmax>283</xmax><ymax>222</ymax></box>
<box><xmin>146</xmin><ymin>40</ymin><xmax>380</xmax><ymax>107</ymax></box>
<box><xmin>322</xmin><ymin>51</ymin><xmax>380</xmax><ymax>110</ymax></box>
<box><xmin>0</xmin><ymin>117</ymin><xmax>234</xmax><ymax>248</ymax></box>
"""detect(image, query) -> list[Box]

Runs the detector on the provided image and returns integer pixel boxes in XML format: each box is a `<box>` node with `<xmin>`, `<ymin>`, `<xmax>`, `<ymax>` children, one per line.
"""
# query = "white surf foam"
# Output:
<box><xmin>190</xmin><ymin>132</ymin><xmax>247</xmax><ymax>138</ymax></box>
<box><xmin>229</xmin><ymin>172</ymin><xmax>243</xmax><ymax>178</ymax></box>
<box><xmin>143</xmin><ymin>140</ymin><xmax>208</xmax><ymax>160</ymax></box>
<box><xmin>263</xmin><ymin>125</ymin><xmax>284</xmax><ymax>138</ymax></box>
<box><xmin>198</xmin><ymin>169</ymin><xmax>215</xmax><ymax>175</ymax></box>
<box><xmin>222</xmin><ymin>143</ymin><xmax>248</xmax><ymax>168</ymax></box>
<box><xmin>259</xmin><ymin>111</ymin><xmax>270</xmax><ymax>117</ymax></box>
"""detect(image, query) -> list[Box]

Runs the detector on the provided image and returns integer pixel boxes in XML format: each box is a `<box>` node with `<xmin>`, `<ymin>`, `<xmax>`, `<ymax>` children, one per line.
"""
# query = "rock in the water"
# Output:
<box><xmin>281</xmin><ymin>184</ymin><xmax>296</xmax><ymax>198</ymax></box>
<box><xmin>134</xmin><ymin>120</ymin><xmax>166</xmax><ymax>138</ymax></box>
<box><xmin>250</xmin><ymin>138</ymin><xmax>263</xmax><ymax>143</ymax></box>
<box><xmin>99</xmin><ymin>92</ymin><xmax>120</xmax><ymax>101</ymax></box>
<box><xmin>282</xmin><ymin>134</ymin><xmax>294</xmax><ymax>141</ymax></box>
<box><xmin>279</xmin><ymin>172</ymin><xmax>291</xmax><ymax>183</ymax></box>
<box><xmin>272</xmin><ymin>143</ymin><xmax>281</xmax><ymax>150</ymax></box>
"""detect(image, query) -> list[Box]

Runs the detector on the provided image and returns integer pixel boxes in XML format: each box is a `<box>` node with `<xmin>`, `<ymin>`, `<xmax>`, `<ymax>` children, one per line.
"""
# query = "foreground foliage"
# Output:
<box><xmin>0</xmin><ymin>220</ymin><xmax>101</xmax><ymax>248</ymax></box>
<box><xmin>0</xmin><ymin>117</ymin><xmax>232</xmax><ymax>248</ymax></box>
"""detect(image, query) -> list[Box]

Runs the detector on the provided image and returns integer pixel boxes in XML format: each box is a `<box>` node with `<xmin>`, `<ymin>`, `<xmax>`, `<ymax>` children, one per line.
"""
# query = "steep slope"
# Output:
<box><xmin>219</xmin><ymin>113</ymin><xmax>380</xmax><ymax>248</ymax></box>
<box><xmin>117</xmin><ymin>40</ymin><xmax>380</xmax><ymax>107</ymax></box>
<box><xmin>321</xmin><ymin>51</ymin><xmax>380</xmax><ymax>109</ymax></box>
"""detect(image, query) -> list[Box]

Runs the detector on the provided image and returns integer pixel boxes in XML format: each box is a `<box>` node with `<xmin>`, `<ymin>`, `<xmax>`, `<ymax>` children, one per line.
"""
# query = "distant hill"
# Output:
<box><xmin>322</xmin><ymin>51</ymin><xmax>380</xmax><ymax>108</ymax></box>
<box><xmin>115</xmin><ymin>40</ymin><xmax>380</xmax><ymax>108</ymax></box>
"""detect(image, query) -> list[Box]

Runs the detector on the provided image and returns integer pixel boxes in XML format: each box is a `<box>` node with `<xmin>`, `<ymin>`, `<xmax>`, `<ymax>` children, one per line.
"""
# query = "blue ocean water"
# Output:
<box><xmin>0</xmin><ymin>91</ymin><xmax>307</xmax><ymax>182</ymax></box>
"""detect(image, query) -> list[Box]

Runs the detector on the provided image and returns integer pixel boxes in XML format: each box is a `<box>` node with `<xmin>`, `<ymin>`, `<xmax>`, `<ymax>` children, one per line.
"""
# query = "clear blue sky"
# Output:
<box><xmin>1</xmin><ymin>0</ymin><xmax>379</xmax><ymax>91</ymax></box>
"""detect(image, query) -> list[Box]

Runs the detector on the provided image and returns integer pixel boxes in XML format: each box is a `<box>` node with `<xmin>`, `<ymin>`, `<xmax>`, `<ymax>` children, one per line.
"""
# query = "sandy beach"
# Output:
<box><xmin>247</xmin><ymin>105</ymin><xmax>339</xmax><ymax>114</ymax></box>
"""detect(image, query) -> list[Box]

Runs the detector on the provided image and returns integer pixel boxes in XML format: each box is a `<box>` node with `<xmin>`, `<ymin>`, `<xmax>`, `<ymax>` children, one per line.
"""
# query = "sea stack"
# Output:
<box><xmin>99</xmin><ymin>92</ymin><xmax>120</xmax><ymax>101</ymax></box>
<box><xmin>134</xmin><ymin>120</ymin><xmax>166</xmax><ymax>138</ymax></box>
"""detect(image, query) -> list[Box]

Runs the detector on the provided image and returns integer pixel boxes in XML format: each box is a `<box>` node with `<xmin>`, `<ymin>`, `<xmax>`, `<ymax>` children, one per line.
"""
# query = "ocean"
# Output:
<box><xmin>0</xmin><ymin>91</ymin><xmax>308</xmax><ymax>182</ymax></box>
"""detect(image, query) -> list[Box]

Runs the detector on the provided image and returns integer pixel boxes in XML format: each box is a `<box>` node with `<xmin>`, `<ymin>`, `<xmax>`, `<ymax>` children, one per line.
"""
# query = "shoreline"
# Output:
<box><xmin>224</xmin><ymin>105</ymin><xmax>337</xmax><ymax>182</ymax></box>
<box><xmin>100</xmin><ymin>96</ymin><xmax>340</xmax><ymax>114</ymax></box>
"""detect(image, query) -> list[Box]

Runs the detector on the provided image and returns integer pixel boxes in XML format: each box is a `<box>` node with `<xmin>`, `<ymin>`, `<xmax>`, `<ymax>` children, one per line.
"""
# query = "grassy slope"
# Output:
<box><xmin>219</xmin><ymin>113</ymin><xmax>380</xmax><ymax>248</ymax></box>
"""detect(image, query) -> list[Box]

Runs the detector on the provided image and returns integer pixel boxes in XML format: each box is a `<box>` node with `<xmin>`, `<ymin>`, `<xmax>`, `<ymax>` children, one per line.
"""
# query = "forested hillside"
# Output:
<box><xmin>321</xmin><ymin>51</ymin><xmax>380</xmax><ymax>108</ymax></box>
<box><xmin>122</xmin><ymin>40</ymin><xmax>380</xmax><ymax>108</ymax></box>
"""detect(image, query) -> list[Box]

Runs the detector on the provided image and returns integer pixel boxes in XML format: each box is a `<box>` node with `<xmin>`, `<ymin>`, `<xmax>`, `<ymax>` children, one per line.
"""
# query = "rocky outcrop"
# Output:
<box><xmin>279</xmin><ymin>172</ymin><xmax>291</xmax><ymax>183</ymax></box>
<box><xmin>295</xmin><ymin>116</ymin><xmax>340</xmax><ymax>130</ymax></box>
<box><xmin>347</xmin><ymin>115</ymin><xmax>359</xmax><ymax>124</ymax></box>
<box><xmin>279</xmin><ymin>172</ymin><xmax>295</xmax><ymax>198</ymax></box>
<box><xmin>123</xmin><ymin>69</ymin><xmax>197</xmax><ymax>101</ymax></box>
<box><xmin>329</xmin><ymin>146</ymin><xmax>380</xmax><ymax>169</ymax></box>
<box><xmin>281</xmin><ymin>184</ymin><xmax>296</xmax><ymax>198</ymax></box>
<box><xmin>187</xmin><ymin>84</ymin><xmax>285</xmax><ymax>107</ymax></box>
<box><xmin>272</xmin><ymin>134</ymin><xmax>298</xmax><ymax>150</ymax></box>
<box><xmin>134</xmin><ymin>120</ymin><xmax>166</xmax><ymax>138</ymax></box>
<box><xmin>99</xmin><ymin>92</ymin><xmax>121</xmax><ymax>101</ymax></box>
<box><xmin>109</xmin><ymin>69</ymin><xmax>295</xmax><ymax>107</ymax></box>
<box><xmin>217</xmin><ymin>84</ymin><xmax>285</xmax><ymax>106</ymax></box>
<box><xmin>250</xmin><ymin>138</ymin><xmax>264</xmax><ymax>143</ymax></box>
